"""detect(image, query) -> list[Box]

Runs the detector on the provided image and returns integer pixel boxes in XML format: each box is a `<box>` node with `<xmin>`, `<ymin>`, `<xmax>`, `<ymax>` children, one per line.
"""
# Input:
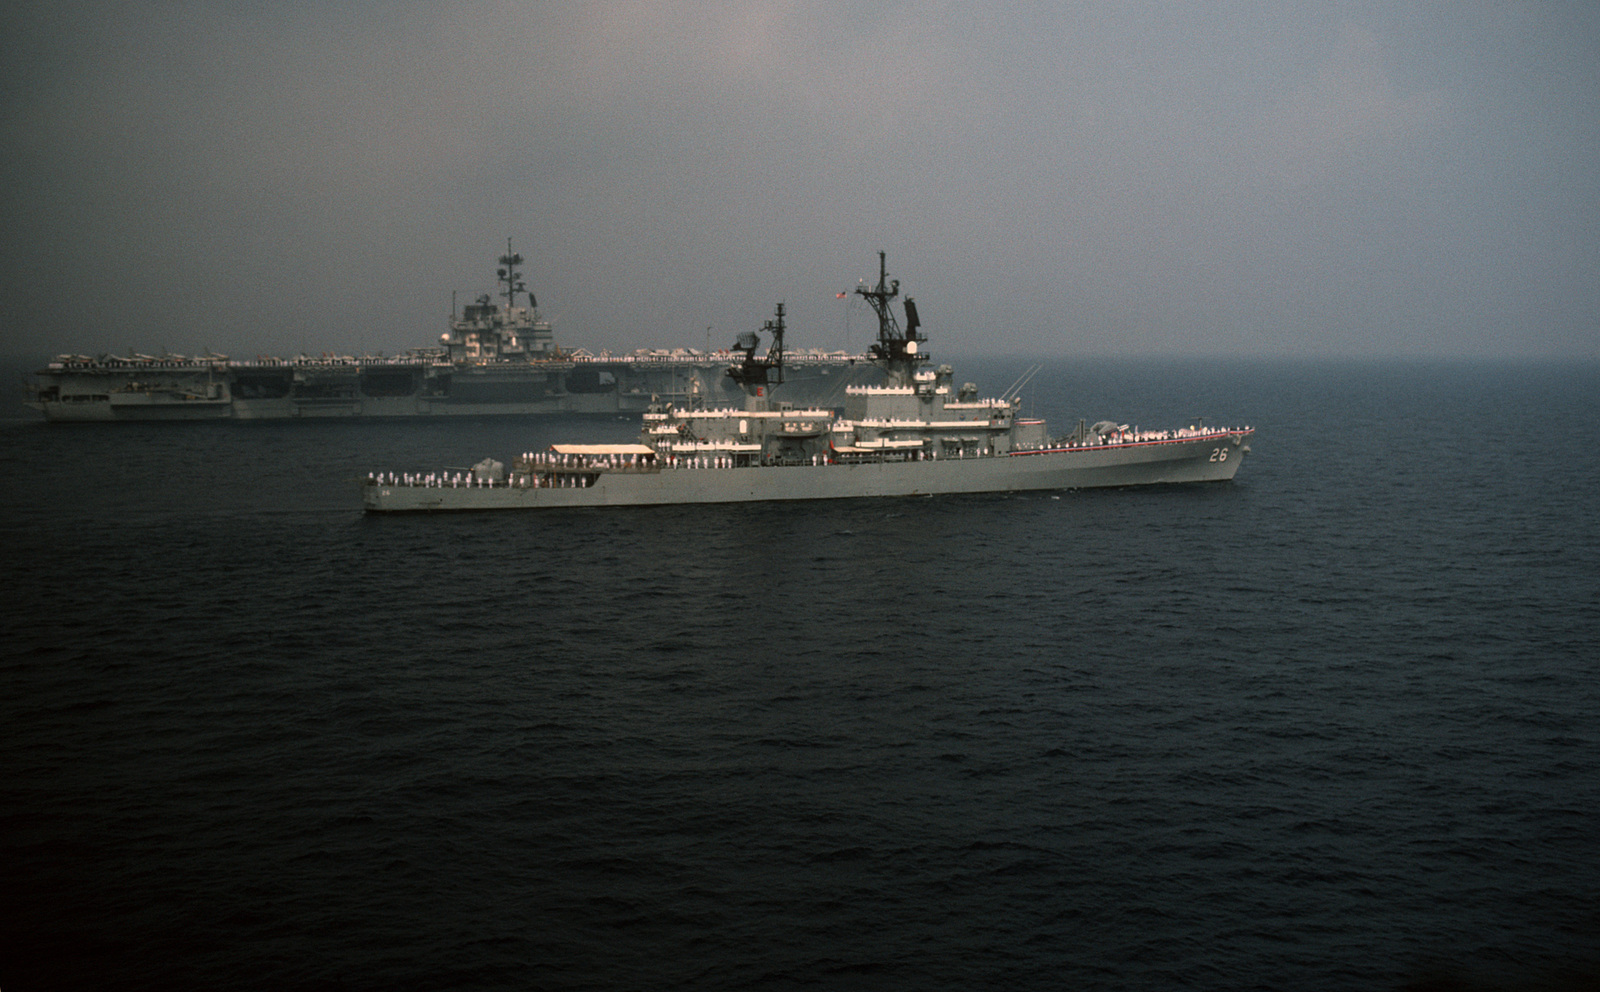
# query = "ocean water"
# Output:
<box><xmin>2</xmin><ymin>357</ymin><xmax>1598</xmax><ymax>991</ymax></box>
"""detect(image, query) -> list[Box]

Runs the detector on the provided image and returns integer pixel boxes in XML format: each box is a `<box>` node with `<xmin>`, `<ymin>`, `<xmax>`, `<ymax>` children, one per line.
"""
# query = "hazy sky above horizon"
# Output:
<box><xmin>3</xmin><ymin>1</ymin><xmax>1596</xmax><ymax>361</ymax></box>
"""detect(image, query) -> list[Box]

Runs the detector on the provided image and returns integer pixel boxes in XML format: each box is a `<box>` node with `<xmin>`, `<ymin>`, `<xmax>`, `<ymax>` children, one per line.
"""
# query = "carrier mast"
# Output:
<box><xmin>496</xmin><ymin>239</ymin><xmax>535</xmax><ymax>310</ymax></box>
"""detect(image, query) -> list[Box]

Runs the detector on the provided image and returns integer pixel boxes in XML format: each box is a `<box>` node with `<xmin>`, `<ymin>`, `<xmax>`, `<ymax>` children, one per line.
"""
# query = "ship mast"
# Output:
<box><xmin>855</xmin><ymin>251</ymin><xmax>924</xmax><ymax>385</ymax></box>
<box><xmin>726</xmin><ymin>302</ymin><xmax>787</xmax><ymax>407</ymax></box>
<box><xmin>762</xmin><ymin>302</ymin><xmax>786</xmax><ymax>382</ymax></box>
<box><xmin>496</xmin><ymin>238</ymin><xmax>535</xmax><ymax>310</ymax></box>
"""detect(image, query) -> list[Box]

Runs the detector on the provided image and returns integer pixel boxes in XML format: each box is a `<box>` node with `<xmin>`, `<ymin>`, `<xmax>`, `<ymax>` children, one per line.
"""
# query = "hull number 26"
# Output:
<box><xmin>1209</xmin><ymin>447</ymin><xmax>1229</xmax><ymax>462</ymax></box>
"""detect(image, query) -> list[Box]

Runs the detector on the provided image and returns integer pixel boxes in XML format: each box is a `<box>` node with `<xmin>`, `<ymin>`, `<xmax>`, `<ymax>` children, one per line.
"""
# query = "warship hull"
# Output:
<box><xmin>26</xmin><ymin>359</ymin><xmax>869</xmax><ymax>422</ymax></box>
<box><xmin>359</xmin><ymin>252</ymin><xmax>1256</xmax><ymax>513</ymax></box>
<box><xmin>362</xmin><ymin>429</ymin><xmax>1253</xmax><ymax>512</ymax></box>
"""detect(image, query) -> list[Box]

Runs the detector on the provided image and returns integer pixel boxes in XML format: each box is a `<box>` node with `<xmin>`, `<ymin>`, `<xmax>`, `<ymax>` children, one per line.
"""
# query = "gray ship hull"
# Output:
<box><xmin>362</xmin><ymin>429</ymin><xmax>1253</xmax><ymax>512</ymax></box>
<box><xmin>26</xmin><ymin>358</ymin><xmax>870</xmax><ymax>421</ymax></box>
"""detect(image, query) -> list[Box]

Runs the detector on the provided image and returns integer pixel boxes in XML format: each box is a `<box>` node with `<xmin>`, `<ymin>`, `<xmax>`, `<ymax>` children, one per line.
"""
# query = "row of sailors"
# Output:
<box><xmin>369</xmin><ymin>471</ymin><xmax>507</xmax><ymax>488</ymax></box>
<box><xmin>1137</xmin><ymin>425</ymin><xmax>1249</xmax><ymax>441</ymax></box>
<box><xmin>1164</xmin><ymin>425</ymin><xmax>1248</xmax><ymax>439</ymax></box>
<box><xmin>1076</xmin><ymin>425</ymin><xmax>1250</xmax><ymax>447</ymax></box>
<box><xmin>515</xmin><ymin>454</ymin><xmax>827</xmax><ymax>471</ymax></box>
<box><xmin>517</xmin><ymin>451</ymin><xmax>649</xmax><ymax>467</ymax></box>
<box><xmin>370</xmin><ymin>470</ymin><xmax>595</xmax><ymax>489</ymax></box>
<box><xmin>1004</xmin><ymin>425</ymin><xmax>1251</xmax><ymax>453</ymax></box>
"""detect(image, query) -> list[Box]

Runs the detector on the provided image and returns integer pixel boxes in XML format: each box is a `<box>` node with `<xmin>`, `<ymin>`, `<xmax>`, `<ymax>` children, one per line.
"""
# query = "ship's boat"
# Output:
<box><xmin>362</xmin><ymin>253</ymin><xmax>1253</xmax><ymax>511</ymax></box>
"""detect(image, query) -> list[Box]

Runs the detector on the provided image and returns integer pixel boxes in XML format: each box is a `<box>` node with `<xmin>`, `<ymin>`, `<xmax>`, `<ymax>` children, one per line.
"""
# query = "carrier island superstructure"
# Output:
<box><xmin>362</xmin><ymin>253</ymin><xmax>1254</xmax><ymax>511</ymax></box>
<box><xmin>25</xmin><ymin>244</ymin><xmax>871</xmax><ymax>421</ymax></box>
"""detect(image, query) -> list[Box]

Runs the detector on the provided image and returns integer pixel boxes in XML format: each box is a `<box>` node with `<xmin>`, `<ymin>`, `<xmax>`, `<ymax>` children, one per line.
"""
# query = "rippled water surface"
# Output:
<box><xmin>3</xmin><ymin>357</ymin><xmax>1598</xmax><ymax>990</ymax></box>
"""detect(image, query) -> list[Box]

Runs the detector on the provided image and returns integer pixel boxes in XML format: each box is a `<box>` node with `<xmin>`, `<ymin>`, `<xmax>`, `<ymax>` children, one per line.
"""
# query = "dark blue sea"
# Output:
<box><xmin>3</xmin><ymin>357</ymin><xmax>1598</xmax><ymax>991</ymax></box>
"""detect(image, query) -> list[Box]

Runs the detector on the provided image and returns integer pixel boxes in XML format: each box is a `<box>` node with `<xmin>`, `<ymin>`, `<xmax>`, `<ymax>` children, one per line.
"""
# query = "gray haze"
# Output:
<box><xmin>3</xmin><ymin>2</ymin><xmax>1597</xmax><ymax>361</ymax></box>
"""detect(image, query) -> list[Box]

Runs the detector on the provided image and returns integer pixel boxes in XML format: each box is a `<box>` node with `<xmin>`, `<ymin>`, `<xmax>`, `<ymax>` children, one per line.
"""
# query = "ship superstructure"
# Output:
<box><xmin>362</xmin><ymin>253</ymin><xmax>1254</xmax><ymax>511</ymax></box>
<box><xmin>24</xmin><ymin>242</ymin><xmax>870</xmax><ymax>421</ymax></box>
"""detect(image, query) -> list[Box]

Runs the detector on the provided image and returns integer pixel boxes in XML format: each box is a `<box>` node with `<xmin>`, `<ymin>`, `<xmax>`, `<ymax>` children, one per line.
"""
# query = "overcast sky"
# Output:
<box><xmin>3</xmin><ymin>1</ymin><xmax>1596</xmax><ymax>361</ymax></box>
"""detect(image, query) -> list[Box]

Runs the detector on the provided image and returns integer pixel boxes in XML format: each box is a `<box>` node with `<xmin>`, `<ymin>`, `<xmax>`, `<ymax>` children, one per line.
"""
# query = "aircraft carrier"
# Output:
<box><xmin>24</xmin><ymin>244</ymin><xmax>871</xmax><ymax>421</ymax></box>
